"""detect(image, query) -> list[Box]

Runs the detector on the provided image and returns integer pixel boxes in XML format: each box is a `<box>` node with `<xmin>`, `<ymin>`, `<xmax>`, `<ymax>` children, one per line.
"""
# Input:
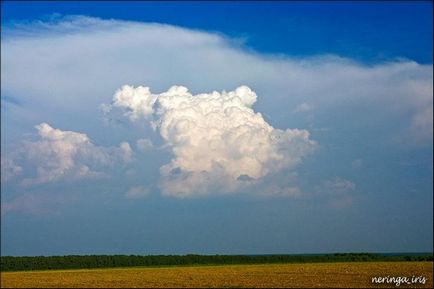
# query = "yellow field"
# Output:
<box><xmin>1</xmin><ymin>262</ymin><xmax>432</xmax><ymax>288</ymax></box>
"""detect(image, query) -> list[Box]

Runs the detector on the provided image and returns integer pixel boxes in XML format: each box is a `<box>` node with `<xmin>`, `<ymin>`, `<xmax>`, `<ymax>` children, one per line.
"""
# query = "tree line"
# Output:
<box><xmin>1</xmin><ymin>253</ymin><xmax>432</xmax><ymax>271</ymax></box>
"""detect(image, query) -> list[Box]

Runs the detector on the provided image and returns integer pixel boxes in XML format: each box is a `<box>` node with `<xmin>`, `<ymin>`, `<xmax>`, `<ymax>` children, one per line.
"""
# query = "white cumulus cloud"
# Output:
<box><xmin>16</xmin><ymin>123</ymin><xmax>131</xmax><ymax>185</ymax></box>
<box><xmin>104</xmin><ymin>85</ymin><xmax>317</xmax><ymax>197</ymax></box>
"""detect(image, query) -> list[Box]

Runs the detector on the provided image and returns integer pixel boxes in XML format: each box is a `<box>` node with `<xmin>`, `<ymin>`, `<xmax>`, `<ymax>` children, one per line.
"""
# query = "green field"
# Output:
<box><xmin>1</xmin><ymin>262</ymin><xmax>432</xmax><ymax>288</ymax></box>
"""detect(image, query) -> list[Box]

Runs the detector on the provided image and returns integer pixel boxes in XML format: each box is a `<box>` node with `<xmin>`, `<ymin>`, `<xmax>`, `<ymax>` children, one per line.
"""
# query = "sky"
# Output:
<box><xmin>1</xmin><ymin>1</ymin><xmax>433</xmax><ymax>256</ymax></box>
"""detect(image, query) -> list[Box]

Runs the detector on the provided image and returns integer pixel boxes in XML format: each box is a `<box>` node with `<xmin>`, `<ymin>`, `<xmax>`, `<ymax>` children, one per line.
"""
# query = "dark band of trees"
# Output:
<box><xmin>1</xmin><ymin>253</ymin><xmax>432</xmax><ymax>272</ymax></box>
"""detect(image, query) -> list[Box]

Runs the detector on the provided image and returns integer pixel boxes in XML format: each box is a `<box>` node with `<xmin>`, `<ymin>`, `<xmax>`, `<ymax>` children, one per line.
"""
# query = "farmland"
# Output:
<box><xmin>1</xmin><ymin>262</ymin><xmax>432</xmax><ymax>288</ymax></box>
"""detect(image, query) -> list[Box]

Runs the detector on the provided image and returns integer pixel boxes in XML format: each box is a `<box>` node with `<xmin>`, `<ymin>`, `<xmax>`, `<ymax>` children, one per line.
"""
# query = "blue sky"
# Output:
<box><xmin>1</xmin><ymin>1</ymin><xmax>433</xmax><ymax>256</ymax></box>
<box><xmin>2</xmin><ymin>1</ymin><xmax>433</xmax><ymax>63</ymax></box>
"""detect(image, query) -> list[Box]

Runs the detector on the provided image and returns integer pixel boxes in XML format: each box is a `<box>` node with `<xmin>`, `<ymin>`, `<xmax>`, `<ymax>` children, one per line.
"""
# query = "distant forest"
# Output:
<box><xmin>1</xmin><ymin>253</ymin><xmax>433</xmax><ymax>271</ymax></box>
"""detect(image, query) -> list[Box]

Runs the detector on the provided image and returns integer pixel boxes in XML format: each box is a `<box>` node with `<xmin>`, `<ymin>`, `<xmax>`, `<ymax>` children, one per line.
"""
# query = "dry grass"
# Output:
<box><xmin>1</xmin><ymin>262</ymin><xmax>432</xmax><ymax>288</ymax></box>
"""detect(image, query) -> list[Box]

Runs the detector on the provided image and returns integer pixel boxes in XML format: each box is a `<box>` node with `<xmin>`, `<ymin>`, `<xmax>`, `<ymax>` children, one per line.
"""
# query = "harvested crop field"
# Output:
<box><xmin>1</xmin><ymin>262</ymin><xmax>432</xmax><ymax>288</ymax></box>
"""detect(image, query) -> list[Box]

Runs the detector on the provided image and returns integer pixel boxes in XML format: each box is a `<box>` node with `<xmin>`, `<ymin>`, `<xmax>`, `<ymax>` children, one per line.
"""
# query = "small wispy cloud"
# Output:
<box><xmin>351</xmin><ymin>159</ymin><xmax>363</xmax><ymax>168</ymax></box>
<box><xmin>125</xmin><ymin>186</ymin><xmax>151</xmax><ymax>199</ymax></box>
<box><xmin>1</xmin><ymin>192</ymin><xmax>74</xmax><ymax>216</ymax></box>
<box><xmin>315</xmin><ymin>177</ymin><xmax>357</xmax><ymax>209</ymax></box>
<box><xmin>294</xmin><ymin>102</ymin><xmax>314</xmax><ymax>113</ymax></box>
<box><xmin>136</xmin><ymin>138</ymin><xmax>153</xmax><ymax>151</ymax></box>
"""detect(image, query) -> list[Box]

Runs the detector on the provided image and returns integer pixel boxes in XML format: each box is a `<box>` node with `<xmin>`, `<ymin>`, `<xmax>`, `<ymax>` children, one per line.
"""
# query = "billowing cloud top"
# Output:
<box><xmin>103</xmin><ymin>85</ymin><xmax>316</xmax><ymax>197</ymax></box>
